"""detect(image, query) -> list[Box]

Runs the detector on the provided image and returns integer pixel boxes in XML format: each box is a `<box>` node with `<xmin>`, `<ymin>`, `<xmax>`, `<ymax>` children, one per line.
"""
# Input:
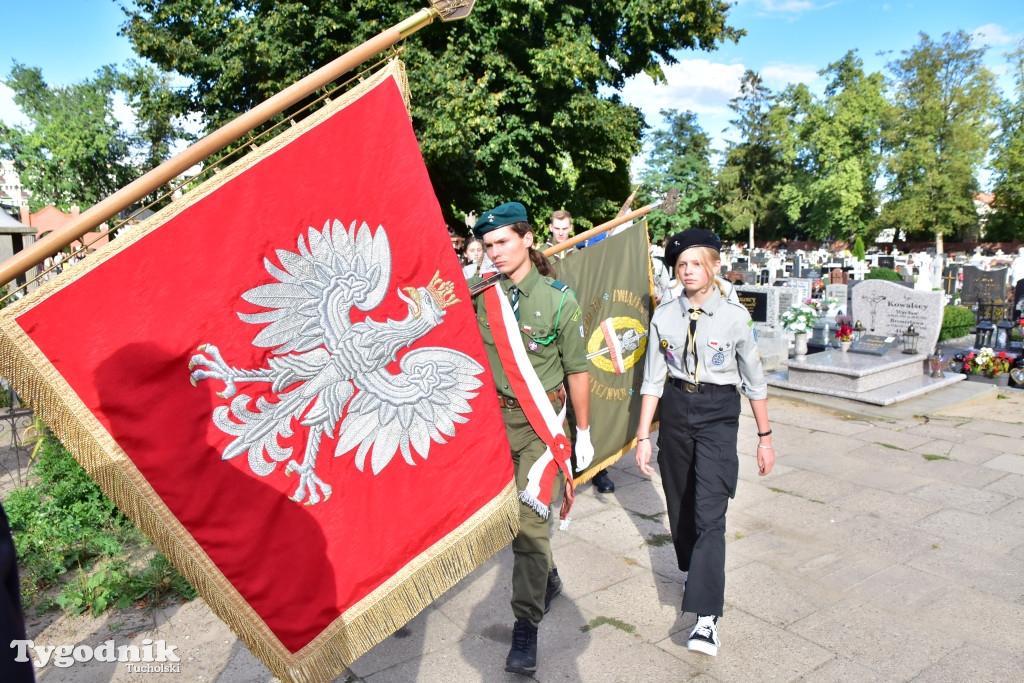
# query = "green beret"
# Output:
<box><xmin>472</xmin><ymin>202</ymin><xmax>528</xmax><ymax>238</ymax></box>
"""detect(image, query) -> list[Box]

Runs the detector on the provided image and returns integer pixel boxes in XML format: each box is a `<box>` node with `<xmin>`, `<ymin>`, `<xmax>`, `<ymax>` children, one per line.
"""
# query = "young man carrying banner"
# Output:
<box><xmin>469</xmin><ymin>202</ymin><xmax>594</xmax><ymax>676</ymax></box>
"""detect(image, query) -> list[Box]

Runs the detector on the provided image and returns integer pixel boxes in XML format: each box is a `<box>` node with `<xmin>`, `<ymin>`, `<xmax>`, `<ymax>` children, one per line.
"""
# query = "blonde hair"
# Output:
<box><xmin>675</xmin><ymin>246</ymin><xmax>722</xmax><ymax>292</ymax></box>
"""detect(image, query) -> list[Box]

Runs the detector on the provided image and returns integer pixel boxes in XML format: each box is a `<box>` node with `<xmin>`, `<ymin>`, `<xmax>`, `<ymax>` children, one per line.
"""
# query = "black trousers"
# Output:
<box><xmin>657</xmin><ymin>382</ymin><xmax>740</xmax><ymax>617</ymax></box>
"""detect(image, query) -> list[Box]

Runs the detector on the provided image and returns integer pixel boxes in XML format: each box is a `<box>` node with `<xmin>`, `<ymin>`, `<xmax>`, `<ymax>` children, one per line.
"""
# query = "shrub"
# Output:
<box><xmin>852</xmin><ymin>235</ymin><xmax>866</xmax><ymax>261</ymax></box>
<box><xmin>864</xmin><ymin>266</ymin><xmax>903</xmax><ymax>282</ymax></box>
<box><xmin>939</xmin><ymin>305</ymin><xmax>975</xmax><ymax>341</ymax></box>
<box><xmin>6</xmin><ymin>431</ymin><xmax>195</xmax><ymax>612</ymax></box>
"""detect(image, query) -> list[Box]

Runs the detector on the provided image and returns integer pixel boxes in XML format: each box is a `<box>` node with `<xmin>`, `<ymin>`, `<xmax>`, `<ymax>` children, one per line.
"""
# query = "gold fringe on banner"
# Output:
<box><xmin>0</xmin><ymin>59</ymin><xmax>520</xmax><ymax>683</ymax></box>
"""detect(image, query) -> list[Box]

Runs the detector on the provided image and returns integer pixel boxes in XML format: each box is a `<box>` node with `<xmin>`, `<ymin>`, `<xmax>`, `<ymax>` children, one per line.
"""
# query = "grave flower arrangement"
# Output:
<box><xmin>962</xmin><ymin>347</ymin><xmax>1011</xmax><ymax>377</ymax></box>
<box><xmin>834</xmin><ymin>314</ymin><xmax>854</xmax><ymax>342</ymax></box>
<box><xmin>781</xmin><ymin>303</ymin><xmax>818</xmax><ymax>334</ymax></box>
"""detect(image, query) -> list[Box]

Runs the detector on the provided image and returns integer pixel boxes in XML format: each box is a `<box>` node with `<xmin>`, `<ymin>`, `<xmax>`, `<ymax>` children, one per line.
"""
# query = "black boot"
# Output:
<box><xmin>505</xmin><ymin>617</ymin><xmax>538</xmax><ymax>675</ymax></box>
<box><xmin>544</xmin><ymin>567</ymin><xmax>562</xmax><ymax>613</ymax></box>
<box><xmin>593</xmin><ymin>469</ymin><xmax>615</xmax><ymax>493</ymax></box>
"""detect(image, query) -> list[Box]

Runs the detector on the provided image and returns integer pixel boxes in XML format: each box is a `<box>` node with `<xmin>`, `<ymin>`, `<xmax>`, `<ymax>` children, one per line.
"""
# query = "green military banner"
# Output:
<box><xmin>554</xmin><ymin>219</ymin><xmax>654</xmax><ymax>484</ymax></box>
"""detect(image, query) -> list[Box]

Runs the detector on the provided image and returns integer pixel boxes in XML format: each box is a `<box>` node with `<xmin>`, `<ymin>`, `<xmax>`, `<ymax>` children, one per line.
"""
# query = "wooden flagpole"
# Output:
<box><xmin>0</xmin><ymin>0</ymin><xmax>476</xmax><ymax>288</ymax></box>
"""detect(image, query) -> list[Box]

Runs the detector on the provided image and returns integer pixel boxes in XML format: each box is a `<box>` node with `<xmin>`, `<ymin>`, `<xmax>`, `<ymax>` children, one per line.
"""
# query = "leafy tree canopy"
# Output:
<box><xmin>119</xmin><ymin>0</ymin><xmax>743</xmax><ymax>231</ymax></box>
<box><xmin>880</xmin><ymin>30</ymin><xmax>998</xmax><ymax>243</ymax></box>
<box><xmin>638</xmin><ymin>109</ymin><xmax>715</xmax><ymax>242</ymax></box>
<box><xmin>987</xmin><ymin>40</ymin><xmax>1024</xmax><ymax>241</ymax></box>
<box><xmin>1</xmin><ymin>61</ymin><xmax>193</xmax><ymax>213</ymax></box>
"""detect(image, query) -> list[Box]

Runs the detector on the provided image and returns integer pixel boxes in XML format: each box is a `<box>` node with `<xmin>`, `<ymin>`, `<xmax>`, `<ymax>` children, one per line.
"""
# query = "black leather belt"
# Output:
<box><xmin>499</xmin><ymin>391</ymin><xmax>560</xmax><ymax>409</ymax></box>
<box><xmin>668</xmin><ymin>377</ymin><xmax>736</xmax><ymax>395</ymax></box>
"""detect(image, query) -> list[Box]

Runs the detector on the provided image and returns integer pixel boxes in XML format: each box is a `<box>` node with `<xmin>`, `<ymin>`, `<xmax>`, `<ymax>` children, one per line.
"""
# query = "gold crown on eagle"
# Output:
<box><xmin>427</xmin><ymin>271</ymin><xmax>461</xmax><ymax>309</ymax></box>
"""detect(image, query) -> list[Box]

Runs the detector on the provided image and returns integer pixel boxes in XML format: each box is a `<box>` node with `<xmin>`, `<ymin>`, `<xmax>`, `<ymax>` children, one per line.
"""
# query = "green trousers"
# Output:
<box><xmin>503</xmin><ymin>399</ymin><xmax>565</xmax><ymax>625</ymax></box>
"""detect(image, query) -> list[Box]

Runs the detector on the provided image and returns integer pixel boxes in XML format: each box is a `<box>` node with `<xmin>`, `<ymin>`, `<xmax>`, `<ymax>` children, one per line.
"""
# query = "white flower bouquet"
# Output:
<box><xmin>781</xmin><ymin>303</ymin><xmax>818</xmax><ymax>334</ymax></box>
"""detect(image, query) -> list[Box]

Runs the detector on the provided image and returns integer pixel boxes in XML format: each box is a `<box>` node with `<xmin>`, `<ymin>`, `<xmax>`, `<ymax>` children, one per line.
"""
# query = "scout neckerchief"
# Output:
<box><xmin>685</xmin><ymin>306</ymin><xmax>703</xmax><ymax>384</ymax></box>
<box><xmin>482</xmin><ymin>276</ymin><xmax>574</xmax><ymax>527</ymax></box>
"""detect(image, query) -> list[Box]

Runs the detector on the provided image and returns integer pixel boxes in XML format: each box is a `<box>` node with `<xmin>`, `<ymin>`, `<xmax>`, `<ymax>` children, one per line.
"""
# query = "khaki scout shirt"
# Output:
<box><xmin>471</xmin><ymin>265</ymin><xmax>588</xmax><ymax>398</ymax></box>
<box><xmin>641</xmin><ymin>279</ymin><xmax>768</xmax><ymax>400</ymax></box>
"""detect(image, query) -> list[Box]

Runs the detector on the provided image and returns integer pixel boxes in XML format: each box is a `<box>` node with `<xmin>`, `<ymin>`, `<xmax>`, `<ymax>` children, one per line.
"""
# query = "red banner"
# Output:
<box><xmin>0</xmin><ymin>62</ymin><xmax>516</xmax><ymax>681</ymax></box>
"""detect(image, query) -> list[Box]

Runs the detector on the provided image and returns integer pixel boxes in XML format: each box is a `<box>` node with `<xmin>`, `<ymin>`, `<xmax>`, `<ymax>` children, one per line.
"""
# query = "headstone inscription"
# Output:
<box><xmin>735</xmin><ymin>287</ymin><xmax>769</xmax><ymax>325</ymax></box>
<box><xmin>851</xmin><ymin>279</ymin><xmax>944</xmax><ymax>353</ymax></box>
<box><xmin>849</xmin><ymin>333</ymin><xmax>898</xmax><ymax>356</ymax></box>
<box><xmin>960</xmin><ymin>266</ymin><xmax>1008</xmax><ymax>304</ymax></box>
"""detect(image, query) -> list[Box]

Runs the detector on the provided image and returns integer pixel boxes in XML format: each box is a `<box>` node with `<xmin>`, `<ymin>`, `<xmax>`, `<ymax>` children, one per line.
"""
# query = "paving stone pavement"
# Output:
<box><xmin>26</xmin><ymin>381</ymin><xmax>1024</xmax><ymax>682</ymax></box>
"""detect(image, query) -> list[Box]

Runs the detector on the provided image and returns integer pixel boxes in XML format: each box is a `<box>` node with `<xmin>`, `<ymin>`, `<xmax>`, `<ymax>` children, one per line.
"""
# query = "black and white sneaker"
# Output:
<box><xmin>687</xmin><ymin>615</ymin><xmax>721</xmax><ymax>656</ymax></box>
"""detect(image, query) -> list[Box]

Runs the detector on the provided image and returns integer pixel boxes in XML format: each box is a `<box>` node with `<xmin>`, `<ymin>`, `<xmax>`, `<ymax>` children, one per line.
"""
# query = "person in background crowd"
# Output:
<box><xmin>461</xmin><ymin>236</ymin><xmax>492</xmax><ymax>279</ymax></box>
<box><xmin>541</xmin><ymin>209</ymin><xmax>577</xmax><ymax>260</ymax></box>
<box><xmin>633</xmin><ymin>228</ymin><xmax>775</xmax><ymax>659</ymax></box>
<box><xmin>540</xmin><ymin>210</ymin><xmax>614</xmax><ymax>493</ymax></box>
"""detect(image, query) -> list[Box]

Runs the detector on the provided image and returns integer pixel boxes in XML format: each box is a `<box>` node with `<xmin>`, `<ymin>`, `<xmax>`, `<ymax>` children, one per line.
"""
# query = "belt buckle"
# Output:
<box><xmin>501</xmin><ymin>396</ymin><xmax>518</xmax><ymax>409</ymax></box>
<box><xmin>684</xmin><ymin>382</ymin><xmax>699</xmax><ymax>394</ymax></box>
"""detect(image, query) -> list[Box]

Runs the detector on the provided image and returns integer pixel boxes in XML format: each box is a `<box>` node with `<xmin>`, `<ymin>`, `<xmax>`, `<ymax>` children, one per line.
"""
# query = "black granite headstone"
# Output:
<box><xmin>736</xmin><ymin>290</ymin><xmax>768</xmax><ymax>323</ymax></box>
<box><xmin>849</xmin><ymin>333</ymin><xmax>897</xmax><ymax>356</ymax></box>
<box><xmin>878</xmin><ymin>256</ymin><xmax>895</xmax><ymax>270</ymax></box>
<box><xmin>960</xmin><ymin>266</ymin><xmax>1008</xmax><ymax>304</ymax></box>
<box><xmin>942</xmin><ymin>265</ymin><xmax>959</xmax><ymax>298</ymax></box>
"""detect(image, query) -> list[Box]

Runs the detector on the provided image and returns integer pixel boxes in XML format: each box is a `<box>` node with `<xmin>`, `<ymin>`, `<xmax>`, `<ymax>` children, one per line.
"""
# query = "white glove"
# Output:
<box><xmin>575</xmin><ymin>426</ymin><xmax>594</xmax><ymax>471</ymax></box>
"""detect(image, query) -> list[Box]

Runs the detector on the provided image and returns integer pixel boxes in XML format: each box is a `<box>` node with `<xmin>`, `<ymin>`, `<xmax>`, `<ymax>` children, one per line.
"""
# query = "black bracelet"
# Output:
<box><xmin>636</xmin><ymin>436</ymin><xmax>649</xmax><ymax>442</ymax></box>
<box><xmin>757</xmin><ymin>429</ymin><xmax>772</xmax><ymax>437</ymax></box>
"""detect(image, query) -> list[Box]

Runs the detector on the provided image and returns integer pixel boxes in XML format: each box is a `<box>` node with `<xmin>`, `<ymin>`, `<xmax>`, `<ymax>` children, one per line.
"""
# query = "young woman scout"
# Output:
<box><xmin>633</xmin><ymin>228</ymin><xmax>775</xmax><ymax>657</ymax></box>
<box><xmin>468</xmin><ymin>202</ymin><xmax>594</xmax><ymax>675</ymax></box>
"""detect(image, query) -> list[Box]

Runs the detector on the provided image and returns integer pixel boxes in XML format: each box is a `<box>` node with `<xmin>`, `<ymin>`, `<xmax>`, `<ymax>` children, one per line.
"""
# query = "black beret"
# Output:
<box><xmin>664</xmin><ymin>228</ymin><xmax>721</xmax><ymax>270</ymax></box>
<box><xmin>472</xmin><ymin>202</ymin><xmax>528</xmax><ymax>238</ymax></box>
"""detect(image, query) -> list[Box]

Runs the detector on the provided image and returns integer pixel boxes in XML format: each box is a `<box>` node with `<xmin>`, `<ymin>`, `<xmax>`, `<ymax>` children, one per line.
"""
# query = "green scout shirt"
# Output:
<box><xmin>471</xmin><ymin>265</ymin><xmax>588</xmax><ymax>398</ymax></box>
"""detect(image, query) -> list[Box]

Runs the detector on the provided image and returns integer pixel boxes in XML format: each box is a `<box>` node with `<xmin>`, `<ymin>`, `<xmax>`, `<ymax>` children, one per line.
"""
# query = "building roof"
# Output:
<box><xmin>0</xmin><ymin>210</ymin><xmax>35</xmax><ymax>234</ymax></box>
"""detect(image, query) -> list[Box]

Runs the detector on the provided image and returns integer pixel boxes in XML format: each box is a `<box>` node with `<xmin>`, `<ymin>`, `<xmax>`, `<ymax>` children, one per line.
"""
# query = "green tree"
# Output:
<box><xmin>638</xmin><ymin>109</ymin><xmax>715</xmax><ymax>241</ymax></box>
<box><xmin>1</xmin><ymin>64</ymin><xmax>136</xmax><ymax>212</ymax></box>
<box><xmin>880</xmin><ymin>31</ymin><xmax>999</xmax><ymax>250</ymax></box>
<box><xmin>0</xmin><ymin>62</ymin><xmax>189</xmax><ymax>213</ymax></box>
<box><xmin>987</xmin><ymin>40</ymin><xmax>1024</xmax><ymax>241</ymax></box>
<box><xmin>714</xmin><ymin>70</ymin><xmax>790</xmax><ymax>245</ymax></box>
<box><xmin>789</xmin><ymin>51</ymin><xmax>887</xmax><ymax>241</ymax></box>
<box><xmin>119</xmin><ymin>0</ymin><xmax>743</xmax><ymax>230</ymax></box>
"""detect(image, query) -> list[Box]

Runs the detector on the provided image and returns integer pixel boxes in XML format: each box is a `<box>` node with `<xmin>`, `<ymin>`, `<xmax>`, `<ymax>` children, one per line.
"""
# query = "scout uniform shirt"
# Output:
<box><xmin>641</xmin><ymin>279</ymin><xmax>768</xmax><ymax>400</ymax></box>
<box><xmin>471</xmin><ymin>265</ymin><xmax>588</xmax><ymax>396</ymax></box>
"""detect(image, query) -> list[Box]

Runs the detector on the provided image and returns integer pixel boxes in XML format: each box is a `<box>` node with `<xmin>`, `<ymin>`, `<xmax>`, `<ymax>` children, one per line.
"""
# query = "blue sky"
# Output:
<box><xmin>2</xmin><ymin>0</ymin><xmax>1023</xmax><ymax>182</ymax></box>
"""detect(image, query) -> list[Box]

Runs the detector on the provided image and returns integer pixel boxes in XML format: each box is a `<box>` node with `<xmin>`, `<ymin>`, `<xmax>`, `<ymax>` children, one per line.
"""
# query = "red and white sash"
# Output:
<box><xmin>482</xmin><ymin>279</ymin><xmax>574</xmax><ymax>526</ymax></box>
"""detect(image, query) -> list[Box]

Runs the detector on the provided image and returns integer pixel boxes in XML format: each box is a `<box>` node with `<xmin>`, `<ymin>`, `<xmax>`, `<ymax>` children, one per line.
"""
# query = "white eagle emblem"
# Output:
<box><xmin>189</xmin><ymin>219</ymin><xmax>483</xmax><ymax>505</ymax></box>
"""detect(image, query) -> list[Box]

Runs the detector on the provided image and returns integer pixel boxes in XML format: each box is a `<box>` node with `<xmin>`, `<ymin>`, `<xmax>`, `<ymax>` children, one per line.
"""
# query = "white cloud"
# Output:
<box><xmin>760</xmin><ymin>63</ymin><xmax>822</xmax><ymax>89</ymax></box>
<box><xmin>621</xmin><ymin>59</ymin><xmax>747</xmax><ymax>121</ymax></box>
<box><xmin>971</xmin><ymin>23</ymin><xmax>1017</xmax><ymax>48</ymax></box>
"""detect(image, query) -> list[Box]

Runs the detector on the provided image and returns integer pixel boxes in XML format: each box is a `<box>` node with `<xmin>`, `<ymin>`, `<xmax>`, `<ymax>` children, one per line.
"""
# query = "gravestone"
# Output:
<box><xmin>851</xmin><ymin>279</ymin><xmax>944</xmax><ymax>353</ymax></box>
<box><xmin>829</xmin><ymin>268</ymin><xmax>848</xmax><ymax>285</ymax></box>
<box><xmin>792</xmin><ymin>253</ymin><xmax>803</xmax><ymax>278</ymax></box>
<box><xmin>878</xmin><ymin>255</ymin><xmax>895</xmax><ymax>270</ymax></box>
<box><xmin>960</xmin><ymin>266</ymin><xmax>1008</xmax><ymax>304</ymax></box>
<box><xmin>735</xmin><ymin>286</ymin><xmax>771</xmax><ymax>326</ymax></box>
<box><xmin>735</xmin><ymin>284</ymin><xmax>789</xmax><ymax>370</ymax></box>
<box><xmin>787</xmin><ymin>278</ymin><xmax>814</xmax><ymax>307</ymax></box>
<box><xmin>942</xmin><ymin>265</ymin><xmax>959</xmax><ymax>299</ymax></box>
<box><xmin>1015</xmin><ymin>278</ymin><xmax>1024</xmax><ymax>318</ymax></box>
<box><xmin>825</xmin><ymin>283</ymin><xmax>849</xmax><ymax>316</ymax></box>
